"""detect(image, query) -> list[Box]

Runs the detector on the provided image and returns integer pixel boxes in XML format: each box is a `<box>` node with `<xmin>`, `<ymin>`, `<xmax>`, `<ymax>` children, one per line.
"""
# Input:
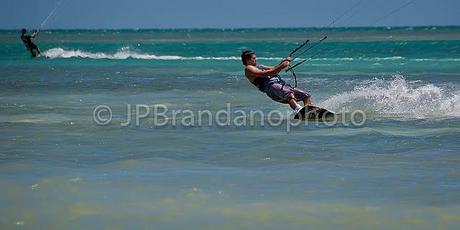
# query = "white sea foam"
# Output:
<box><xmin>320</xmin><ymin>75</ymin><xmax>460</xmax><ymax>119</ymax></box>
<box><xmin>44</xmin><ymin>47</ymin><xmax>184</xmax><ymax>60</ymax></box>
<box><xmin>412</xmin><ymin>58</ymin><xmax>460</xmax><ymax>62</ymax></box>
<box><xmin>43</xmin><ymin>47</ymin><xmax>265</xmax><ymax>61</ymax></box>
<box><xmin>42</xmin><ymin>48</ymin><xmax>460</xmax><ymax>63</ymax></box>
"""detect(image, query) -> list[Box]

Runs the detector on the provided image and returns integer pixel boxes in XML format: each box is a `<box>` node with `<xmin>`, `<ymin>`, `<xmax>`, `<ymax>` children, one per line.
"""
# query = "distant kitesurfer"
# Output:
<box><xmin>20</xmin><ymin>29</ymin><xmax>41</xmax><ymax>57</ymax></box>
<box><xmin>242</xmin><ymin>50</ymin><xmax>312</xmax><ymax>114</ymax></box>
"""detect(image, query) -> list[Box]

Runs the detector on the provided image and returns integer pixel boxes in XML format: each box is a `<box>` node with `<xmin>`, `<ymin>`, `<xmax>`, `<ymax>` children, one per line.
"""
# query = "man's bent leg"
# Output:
<box><xmin>288</xmin><ymin>93</ymin><xmax>303</xmax><ymax>113</ymax></box>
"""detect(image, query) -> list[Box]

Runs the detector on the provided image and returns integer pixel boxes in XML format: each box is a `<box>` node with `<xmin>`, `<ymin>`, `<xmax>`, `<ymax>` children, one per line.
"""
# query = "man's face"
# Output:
<box><xmin>247</xmin><ymin>54</ymin><xmax>256</xmax><ymax>66</ymax></box>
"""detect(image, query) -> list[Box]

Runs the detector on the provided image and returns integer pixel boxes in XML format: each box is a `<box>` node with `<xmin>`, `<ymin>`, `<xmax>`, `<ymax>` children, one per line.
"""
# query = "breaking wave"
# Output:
<box><xmin>43</xmin><ymin>47</ymin><xmax>243</xmax><ymax>60</ymax></box>
<box><xmin>44</xmin><ymin>47</ymin><xmax>184</xmax><ymax>60</ymax></box>
<box><xmin>43</xmin><ymin>47</ymin><xmax>460</xmax><ymax>62</ymax></box>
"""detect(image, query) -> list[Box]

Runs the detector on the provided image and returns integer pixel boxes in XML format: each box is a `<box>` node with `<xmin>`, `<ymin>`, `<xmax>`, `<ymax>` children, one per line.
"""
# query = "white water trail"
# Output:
<box><xmin>321</xmin><ymin>75</ymin><xmax>460</xmax><ymax>119</ymax></box>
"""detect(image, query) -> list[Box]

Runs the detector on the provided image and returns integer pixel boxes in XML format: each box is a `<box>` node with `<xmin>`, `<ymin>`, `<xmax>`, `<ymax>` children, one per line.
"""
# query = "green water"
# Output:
<box><xmin>1</xmin><ymin>27</ymin><xmax>460</xmax><ymax>229</ymax></box>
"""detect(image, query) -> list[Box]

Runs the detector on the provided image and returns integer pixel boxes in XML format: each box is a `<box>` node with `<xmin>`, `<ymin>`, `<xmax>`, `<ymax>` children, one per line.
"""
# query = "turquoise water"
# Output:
<box><xmin>1</xmin><ymin>27</ymin><xmax>460</xmax><ymax>229</ymax></box>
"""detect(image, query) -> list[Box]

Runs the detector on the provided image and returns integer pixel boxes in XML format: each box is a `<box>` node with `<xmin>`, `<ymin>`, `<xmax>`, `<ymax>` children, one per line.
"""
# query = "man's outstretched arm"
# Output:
<box><xmin>246</xmin><ymin>60</ymin><xmax>290</xmax><ymax>79</ymax></box>
<box><xmin>258</xmin><ymin>57</ymin><xmax>292</xmax><ymax>71</ymax></box>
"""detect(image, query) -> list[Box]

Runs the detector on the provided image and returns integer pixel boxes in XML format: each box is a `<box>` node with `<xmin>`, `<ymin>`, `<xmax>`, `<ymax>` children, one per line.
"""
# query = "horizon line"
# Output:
<box><xmin>1</xmin><ymin>24</ymin><xmax>459</xmax><ymax>31</ymax></box>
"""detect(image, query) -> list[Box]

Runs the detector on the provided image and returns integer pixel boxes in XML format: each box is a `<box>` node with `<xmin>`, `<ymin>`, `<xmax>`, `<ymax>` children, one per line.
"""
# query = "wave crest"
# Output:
<box><xmin>43</xmin><ymin>47</ymin><xmax>184</xmax><ymax>60</ymax></box>
<box><xmin>42</xmin><ymin>47</ymin><xmax>460</xmax><ymax>63</ymax></box>
<box><xmin>43</xmin><ymin>47</ymin><xmax>248</xmax><ymax>60</ymax></box>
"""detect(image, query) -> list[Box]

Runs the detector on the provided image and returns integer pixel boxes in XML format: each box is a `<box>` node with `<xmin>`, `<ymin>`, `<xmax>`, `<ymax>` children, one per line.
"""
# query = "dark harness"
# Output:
<box><xmin>250</xmin><ymin>65</ymin><xmax>285</xmax><ymax>92</ymax></box>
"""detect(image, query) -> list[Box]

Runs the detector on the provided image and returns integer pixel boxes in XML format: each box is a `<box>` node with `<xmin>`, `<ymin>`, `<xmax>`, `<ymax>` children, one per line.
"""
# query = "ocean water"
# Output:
<box><xmin>1</xmin><ymin>27</ymin><xmax>460</xmax><ymax>229</ymax></box>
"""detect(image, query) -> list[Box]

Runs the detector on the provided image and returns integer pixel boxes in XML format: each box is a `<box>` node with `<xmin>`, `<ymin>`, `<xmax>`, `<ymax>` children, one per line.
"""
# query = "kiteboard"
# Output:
<box><xmin>293</xmin><ymin>105</ymin><xmax>335</xmax><ymax>120</ymax></box>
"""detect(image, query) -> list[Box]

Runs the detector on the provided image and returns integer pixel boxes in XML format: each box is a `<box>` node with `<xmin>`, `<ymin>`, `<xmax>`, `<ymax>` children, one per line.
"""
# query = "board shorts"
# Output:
<box><xmin>265</xmin><ymin>79</ymin><xmax>310</xmax><ymax>104</ymax></box>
